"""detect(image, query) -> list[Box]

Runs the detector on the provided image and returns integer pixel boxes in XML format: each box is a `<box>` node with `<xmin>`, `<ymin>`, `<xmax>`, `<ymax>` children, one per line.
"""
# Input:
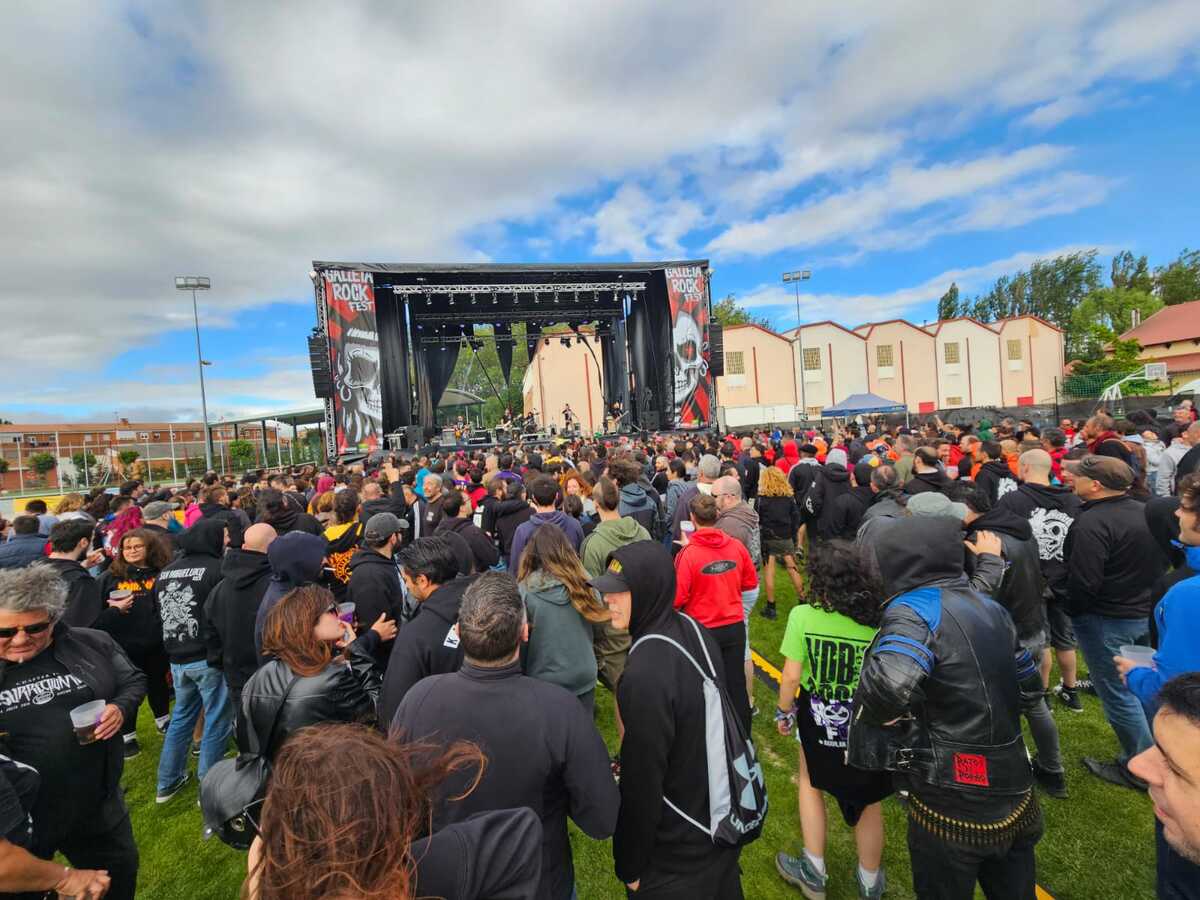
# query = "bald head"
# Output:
<box><xmin>242</xmin><ymin>522</ymin><xmax>277</xmax><ymax>553</ymax></box>
<box><xmin>1188</xmin><ymin>422</ymin><xmax>1200</xmax><ymax>445</ymax></box>
<box><xmin>713</xmin><ymin>475</ymin><xmax>742</xmax><ymax>500</ymax></box>
<box><xmin>1018</xmin><ymin>448</ymin><xmax>1052</xmax><ymax>484</ymax></box>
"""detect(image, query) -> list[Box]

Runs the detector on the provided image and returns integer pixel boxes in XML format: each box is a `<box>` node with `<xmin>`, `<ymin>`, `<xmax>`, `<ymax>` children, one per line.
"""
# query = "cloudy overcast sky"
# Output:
<box><xmin>3</xmin><ymin>1</ymin><xmax>1199</xmax><ymax>423</ymax></box>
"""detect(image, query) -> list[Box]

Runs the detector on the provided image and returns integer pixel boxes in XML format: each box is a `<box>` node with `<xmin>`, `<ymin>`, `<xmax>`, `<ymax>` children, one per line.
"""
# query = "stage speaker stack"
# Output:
<box><xmin>467</xmin><ymin>430</ymin><xmax>491</xmax><ymax>447</ymax></box>
<box><xmin>438</xmin><ymin>427</ymin><xmax>458</xmax><ymax>448</ymax></box>
<box><xmin>708</xmin><ymin>323</ymin><xmax>725</xmax><ymax>377</ymax></box>
<box><xmin>307</xmin><ymin>333</ymin><xmax>334</xmax><ymax>399</ymax></box>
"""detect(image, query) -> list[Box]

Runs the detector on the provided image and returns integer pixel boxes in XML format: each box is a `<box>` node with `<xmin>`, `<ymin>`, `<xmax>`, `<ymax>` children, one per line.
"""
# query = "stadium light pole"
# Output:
<box><xmin>176</xmin><ymin>276</ymin><xmax>214</xmax><ymax>472</ymax></box>
<box><xmin>782</xmin><ymin>269</ymin><xmax>812</xmax><ymax>418</ymax></box>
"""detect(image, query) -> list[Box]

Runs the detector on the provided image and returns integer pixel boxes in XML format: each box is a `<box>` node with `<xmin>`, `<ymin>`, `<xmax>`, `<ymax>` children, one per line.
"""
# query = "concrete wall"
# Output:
<box><xmin>794</xmin><ymin>322</ymin><xmax>869</xmax><ymax>417</ymax></box>
<box><xmin>857</xmin><ymin>321</ymin><xmax>938</xmax><ymax>413</ymax></box>
<box><xmin>996</xmin><ymin>317</ymin><xmax>1063</xmax><ymax>406</ymax></box>
<box><xmin>522</xmin><ymin>335</ymin><xmax>605</xmax><ymax>432</ymax></box>
<box><xmin>716</xmin><ymin>325</ymin><xmax>797</xmax><ymax>409</ymax></box>
<box><xmin>929</xmin><ymin>319</ymin><xmax>1003</xmax><ymax>409</ymax></box>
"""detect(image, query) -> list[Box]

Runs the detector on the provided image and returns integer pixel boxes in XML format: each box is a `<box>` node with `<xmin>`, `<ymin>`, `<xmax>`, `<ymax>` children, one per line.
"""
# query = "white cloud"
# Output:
<box><xmin>738</xmin><ymin>244</ymin><xmax>1118</xmax><ymax>326</ymax></box>
<box><xmin>1019</xmin><ymin>95</ymin><xmax>1100</xmax><ymax>130</ymax></box>
<box><xmin>591</xmin><ymin>185</ymin><xmax>705</xmax><ymax>258</ymax></box>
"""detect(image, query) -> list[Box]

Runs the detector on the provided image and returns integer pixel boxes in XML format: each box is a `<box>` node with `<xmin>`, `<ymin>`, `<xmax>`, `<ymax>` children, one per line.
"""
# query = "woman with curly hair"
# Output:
<box><xmin>245</xmin><ymin>723</ymin><xmax>542</xmax><ymax>900</ymax></box>
<box><xmin>757</xmin><ymin>464</ymin><xmax>804</xmax><ymax>620</ymax></box>
<box><xmin>773</xmin><ymin>539</ymin><xmax>891</xmax><ymax>899</ymax></box>
<box><xmin>560</xmin><ymin>469</ymin><xmax>596</xmax><ymax>522</ymax></box>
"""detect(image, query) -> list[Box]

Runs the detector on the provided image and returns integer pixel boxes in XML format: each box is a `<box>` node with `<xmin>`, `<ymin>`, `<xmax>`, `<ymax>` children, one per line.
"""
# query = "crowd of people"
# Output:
<box><xmin>0</xmin><ymin>397</ymin><xmax>1198</xmax><ymax>899</ymax></box>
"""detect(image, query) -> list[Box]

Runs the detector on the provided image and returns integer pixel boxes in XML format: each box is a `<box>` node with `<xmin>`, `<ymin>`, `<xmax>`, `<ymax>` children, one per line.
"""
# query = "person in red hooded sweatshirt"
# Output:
<box><xmin>775</xmin><ymin>439</ymin><xmax>801</xmax><ymax>476</ymax></box>
<box><xmin>673</xmin><ymin>493</ymin><xmax>758</xmax><ymax>732</ymax></box>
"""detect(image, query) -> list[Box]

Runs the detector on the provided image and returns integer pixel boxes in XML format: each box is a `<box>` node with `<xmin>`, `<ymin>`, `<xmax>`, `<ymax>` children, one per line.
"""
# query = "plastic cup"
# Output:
<box><xmin>336</xmin><ymin>602</ymin><xmax>356</xmax><ymax>625</ymax></box>
<box><xmin>70</xmin><ymin>699</ymin><xmax>106</xmax><ymax>745</ymax></box>
<box><xmin>109</xmin><ymin>589</ymin><xmax>132</xmax><ymax>601</ymax></box>
<box><xmin>1119</xmin><ymin>645</ymin><xmax>1156</xmax><ymax>668</ymax></box>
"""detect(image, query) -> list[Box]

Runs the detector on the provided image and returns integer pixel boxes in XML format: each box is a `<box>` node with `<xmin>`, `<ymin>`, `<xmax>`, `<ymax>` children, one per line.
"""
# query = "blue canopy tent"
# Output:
<box><xmin>821</xmin><ymin>392</ymin><xmax>907</xmax><ymax>419</ymax></box>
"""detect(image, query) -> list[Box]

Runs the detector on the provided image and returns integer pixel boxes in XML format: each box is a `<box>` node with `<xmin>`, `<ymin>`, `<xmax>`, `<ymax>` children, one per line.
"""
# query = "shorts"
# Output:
<box><xmin>762</xmin><ymin>537</ymin><xmax>796</xmax><ymax>558</ymax></box>
<box><xmin>1046</xmin><ymin>602</ymin><xmax>1076</xmax><ymax>651</ymax></box>
<box><xmin>593</xmin><ymin>620</ymin><xmax>631</xmax><ymax>692</ymax></box>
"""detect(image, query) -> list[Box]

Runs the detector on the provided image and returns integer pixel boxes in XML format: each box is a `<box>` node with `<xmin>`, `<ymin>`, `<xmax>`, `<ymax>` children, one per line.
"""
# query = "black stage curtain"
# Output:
<box><xmin>376</xmin><ymin>293</ymin><xmax>413</xmax><ymax>429</ymax></box>
<box><xmin>427</xmin><ymin>335</ymin><xmax>461</xmax><ymax>411</ymax></box>
<box><xmin>494</xmin><ymin>322</ymin><xmax>513</xmax><ymax>386</ymax></box>
<box><xmin>601</xmin><ymin>322</ymin><xmax>622</xmax><ymax>410</ymax></box>
<box><xmin>626</xmin><ymin>274</ymin><xmax>672</xmax><ymax>429</ymax></box>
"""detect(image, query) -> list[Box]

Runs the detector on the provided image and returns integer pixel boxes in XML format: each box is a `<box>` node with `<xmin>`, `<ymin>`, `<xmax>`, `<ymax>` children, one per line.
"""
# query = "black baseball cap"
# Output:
<box><xmin>589</xmin><ymin>555</ymin><xmax>632</xmax><ymax>594</ymax></box>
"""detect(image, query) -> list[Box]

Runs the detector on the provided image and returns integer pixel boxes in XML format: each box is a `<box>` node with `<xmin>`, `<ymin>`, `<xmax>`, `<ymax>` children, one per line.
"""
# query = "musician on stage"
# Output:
<box><xmin>561</xmin><ymin>403</ymin><xmax>575</xmax><ymax>431</ymax></box>
<box><xmin>607</xmin><ymin>400</ymin><xmax>624</xmax><ymax>432</ymax></box>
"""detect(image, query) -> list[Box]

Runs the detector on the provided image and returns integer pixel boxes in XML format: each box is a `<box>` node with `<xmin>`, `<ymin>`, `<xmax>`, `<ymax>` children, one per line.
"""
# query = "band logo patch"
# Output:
<box><xmin>953</xmin><ymin>753</ymin><xmax>989</xmax><ymax>786</ymax></box>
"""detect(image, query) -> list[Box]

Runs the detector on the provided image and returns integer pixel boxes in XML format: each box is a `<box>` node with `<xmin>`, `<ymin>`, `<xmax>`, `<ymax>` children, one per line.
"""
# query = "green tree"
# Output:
<box><xmin>1154</xmin><ymin>248</ymin><xmax>1200</xmax><ymax>306</ymax></box>
<box><xmin>1110</xmin><ymin>251</ymin><xmax>1154</xmax><ymax>293</ymax></box>
<box><xmin>446</xmin><ymin>323</ymin><xmax>535</xmax><ymax>426</ymax></box>
<box><xmin>118</xmin><ymin>449</ymin><xmax>140</xmax><ymax>467</ymax></box>
<box><xmin>937</xmin><ymin>282</ymin><xmax>960</xmax><ymax>320</ymax></box>
<box><xmin>1069</xmin><ymin>288</ymin><xmax>1163</xmax><ymax>360</ymax></box>
<box><xmin>28</xmin><ymin>452</ymin><xmax>56</xmax><ymax>483</ymax></box>
<box><xmin>712</xmin><ymin>294</ymin><xmax>771</xmax><ymax>329</ymax></box>
<box><xmin>227</xmin><ymin>439</ymin><xmax>257</xmax><ymax>472</ymax></box>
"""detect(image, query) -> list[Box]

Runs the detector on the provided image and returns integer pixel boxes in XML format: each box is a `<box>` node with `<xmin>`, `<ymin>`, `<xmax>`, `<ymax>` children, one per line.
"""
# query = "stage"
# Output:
<box><xmin>309</xmin><ymin>260</ymin><xmax>719</xmax><ymax>457</ymax></box>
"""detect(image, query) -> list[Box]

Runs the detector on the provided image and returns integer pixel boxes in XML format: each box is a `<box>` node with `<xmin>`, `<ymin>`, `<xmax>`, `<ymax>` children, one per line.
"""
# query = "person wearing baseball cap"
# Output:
<box><xmin>346</xmin><ymin>513</ymin><xmax>407</xmax><ymax>670</ymax></box>
<box><xmin>590</xmin><ymin>540</ymin><xmax>745</xmax><ymax>899</ymax></box>
<box><xmin>1064</xmin><ymin>454</ymin><xmax>1169</xmax><ymax>790</ymax></box>
<box><xmin>140</xmin><ymin>500</ymin><xmax>180</xmax><ymax>553</ymax></box>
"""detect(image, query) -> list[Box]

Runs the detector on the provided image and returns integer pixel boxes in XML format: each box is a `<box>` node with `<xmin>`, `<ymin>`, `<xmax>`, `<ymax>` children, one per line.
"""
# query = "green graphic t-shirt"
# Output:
<box><xmin>779</xmin><ymin>603</ymin><xmax>878</xmax><ymax>702</ymax></box>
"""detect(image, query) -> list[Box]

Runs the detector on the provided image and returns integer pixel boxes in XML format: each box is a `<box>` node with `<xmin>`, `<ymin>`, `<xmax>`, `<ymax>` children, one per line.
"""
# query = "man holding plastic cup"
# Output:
<box><xmin>0</xmin><ymin>563</ymin><xmax>147</xmax><ymax>900</ymax></box>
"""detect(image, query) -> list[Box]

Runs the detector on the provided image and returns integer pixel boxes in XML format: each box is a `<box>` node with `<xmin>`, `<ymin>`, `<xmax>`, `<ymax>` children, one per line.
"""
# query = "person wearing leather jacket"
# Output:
<box><xmin>240</xmin><ymin>584</ymin><xmax>394</xmax><ymax>757</ymax></box>
<box><xmin>848</xmin><ymin>517</ymin><xmax>1046</xmax><ymax>900</ymax></box>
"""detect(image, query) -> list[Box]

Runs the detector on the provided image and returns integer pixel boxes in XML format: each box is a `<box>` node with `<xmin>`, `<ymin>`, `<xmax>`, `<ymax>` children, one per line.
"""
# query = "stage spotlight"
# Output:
<box><xmin>593</xmin><ymin>289</ymin><xmax>598</xmax><ymax>301</ymax></box>
<box><xmin>612</xmin><ymin>290</ymin><xmax>618</xmax><ymax>302</ymax></box>
<box><xmin>560</xmin><ymin>337</ymin><xmax>572</xmax><ymax>348</ymax></box>
<box><xmin>470</xmin><ymin>292</ymin><xmax>476</xmax><ymax>304</ymax></box>
<box><xmin>308</xmin><ymin>270</ymin><xmax>318</xmax><ymax>282</ymax></box>
<box><xmin>449</xmin><ymin>295</ymin><xmax>455</xmax><ymax>306</ymax></box>
<box><xmin>544</xmin><ymin>338</ymin><xmax>551</xmax><ymax>346</ymax></box>
<box><xmin>492</xmin><ymin>291</ymin><xmax>498</xmax><ymax>304</ymax></box>
<box><xmin>553</xmin><ymin>290</ymin><xmax>559</xmax><ymax>303</ymax></box>
<box><xmin>533</xmin><ymin>292</ymin><xmax>539</xmax><ymax>304</ymax></box>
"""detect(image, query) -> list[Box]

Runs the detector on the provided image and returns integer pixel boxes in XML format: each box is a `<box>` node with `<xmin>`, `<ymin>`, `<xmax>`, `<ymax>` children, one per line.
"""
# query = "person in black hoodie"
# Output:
<box><xmin>826</xmin><ymin>461</ymin><xmax>877</xmax><ymax>539</ymax></box>
<box><xmin>1063</xmin><ymin>454</ymin><xmax>1167</xmax><ymax>789</ymax></box>
<box><xmin>592</xmin><ymin>540</ymin><xmax>745</xmax><ymax>900</ymax></box>
<box><xmin>198</xmin><ymin>485</ymin><xmax>250</xmax><ymax>549</ymax></box>
<box><xmin>255</xmin><ymin>489</ymin><xmax>322</xmax><ymax>537</ymax></box>
<box><xmin>808</xmin><ymin>449</ymin><xmax>851</xmax><ymax>542</ymax></box>
<box><xmin>492</xmin><ymin>480</ymin><xmax>535</xmax><ymax>567</ymax></box>
<box><xmin>345</xmin><ymin>513</ymin><xmax>405</xmax><ymax>670</ymax></box>
<box><xmin>153</xmin><ymin>517</ymin><xmax>234</xmax><ymax>801</ymax></box>
<box><xmin>953</xmin><ymin>482</ymin><xmax>1065</xmax><ymax>798</ymax></box>
<box><xmin>204</xmin><ymin>522</ymin><xmax>276</xmax><ymax>720</ymax></box>
<box><xmin>973</xmin><ymin>441</ymin><xmax>1020</xmax><ymax>506</ymax></box>
<box><xmin>96</xmin><ymin>527</ymin><xmax>174</xmax><ymax>756</ymax></box>
<box><xmin>435</xmin><ymin>490</ymin><xmax>499</xmax><ymax>574</ymax></box>
<box><xmin>45</xmin><ymin>520</ymin><xmax>103</xmax><ymax>626</ymax></box>
<box><xmin>379</xmin><ymin>537</ymin><xmax>476</xmax><ymax>726</ymax></box>
<box><xmin>902</xmin><ymin>446</ymin><xmax>955</xmax><ymax>496</ymax></box>
<box><xmin>393</xmin><ymin>571</ymin><xmax>619</xmax><ymax>900</ymax></box>
<box><xmin>253</xmin><ymin>531</ymin><xmax>329</xmax><ymax>659</ymax></box>
<box><xmin>997</xmin><ymin>449</ymin><xmax>1085</xmax><ymax>712</ymax></box>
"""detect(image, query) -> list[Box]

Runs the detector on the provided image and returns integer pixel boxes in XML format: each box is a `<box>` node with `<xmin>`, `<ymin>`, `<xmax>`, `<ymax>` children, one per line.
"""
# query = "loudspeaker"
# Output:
<box><xmin>708</xmin><ymin>322</ymin><xmax>724</xmax><ymax>377</ymax></box>
<box><xmin>307</xmin><ymin>333</ymin><xmax>334</xmax><ymax>399</ymax></box>
<box><xmin>641</xmin><ymin>410</ymin><xmax>663</xmax><ymax>431</ymax></box>
<box><xmin>398</xmin><ymin>425</ymin><xmax>424</xmax><ymax>450</ymax></box>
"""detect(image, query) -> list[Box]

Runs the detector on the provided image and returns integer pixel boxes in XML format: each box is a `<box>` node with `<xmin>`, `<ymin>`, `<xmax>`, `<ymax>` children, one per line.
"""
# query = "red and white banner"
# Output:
<box><xmin>666</xmin><ymin>265</ymin><xmax>713</xmax><ymax>428</ymax></box>
<box><xmin>323</xmin><ymin>270</ymin><xmax>381</xmax><ymax>453</ymax></box>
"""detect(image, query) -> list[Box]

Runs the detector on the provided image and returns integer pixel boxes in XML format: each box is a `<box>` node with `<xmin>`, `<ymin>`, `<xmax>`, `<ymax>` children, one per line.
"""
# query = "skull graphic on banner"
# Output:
<box><xmin>323</xmin><ymin>270</ymin><xmax>382</xmax><ymax>452</ymax></box>
<box><xmin>665</xmin><ymin>265</ymin><xmax>713</xmax><ymax>427</ymax></box>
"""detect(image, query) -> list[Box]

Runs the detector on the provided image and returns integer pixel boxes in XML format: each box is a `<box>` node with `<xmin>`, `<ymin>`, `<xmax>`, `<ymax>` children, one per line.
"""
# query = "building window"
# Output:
<box><xmin>802</xmin><ymin>347</ymin><xmax>822</xmax><ymax>371</ymax></box>
<box><xmin>807</xmin><ymin>406</ymin><xmax>825</xmax><ymax>418</ymax></box>
<box><xmin>876</xmin><ymin>344</ymin><xmax>894</xmax><ymax>367</ymax></box>
<box><xmin>726</xmin><ymin>351</ymin><xmax>745</xmax><ymax>375</ymax></box>
<box><xmin>944</xmin><ymin>342</ymin><xmax>960</xmax><ymax>364</ymax></box>
<box><xmin>946</xmin><ymin>396</ymin><xmax>963</xmax><ymax>406</ymax></box>
<box><xmin>1007</xmin><ymin>339</ymin><xmax>1023</xmax><ymax>361</ymax></box>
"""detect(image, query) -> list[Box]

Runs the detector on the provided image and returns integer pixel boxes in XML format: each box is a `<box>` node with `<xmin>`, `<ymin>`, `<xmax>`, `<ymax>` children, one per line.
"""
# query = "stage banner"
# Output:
<box><xmin>666</xmin><ymin>265</ymin><xmax>712</xmax><ymax>428</ymax></box>
<box><xmin>323</xmin><ymin>270</ymin><xmax>382</xmax><ymax>453</ymax></box>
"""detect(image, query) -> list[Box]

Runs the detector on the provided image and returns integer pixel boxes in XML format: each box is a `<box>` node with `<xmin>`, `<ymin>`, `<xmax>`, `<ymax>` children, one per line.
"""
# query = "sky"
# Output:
<box><xmin>2</xmin><ymin>1</ymin><xmax>1199</xmax><ymax>424</ymax></box>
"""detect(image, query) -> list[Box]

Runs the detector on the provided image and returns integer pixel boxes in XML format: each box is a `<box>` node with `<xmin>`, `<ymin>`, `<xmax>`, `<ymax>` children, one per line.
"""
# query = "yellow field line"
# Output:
<box><xmin>751</xmin><ymin>645</ymin><xmax>1055</xmax><ymax>900</ymax></box>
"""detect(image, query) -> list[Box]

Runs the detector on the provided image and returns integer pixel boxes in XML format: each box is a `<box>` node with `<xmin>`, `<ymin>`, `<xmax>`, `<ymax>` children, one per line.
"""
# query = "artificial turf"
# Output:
<box><xmin>118</xmin><ymin>568</ymin><xmax>1158</xmax><ymax>899</ymax></box>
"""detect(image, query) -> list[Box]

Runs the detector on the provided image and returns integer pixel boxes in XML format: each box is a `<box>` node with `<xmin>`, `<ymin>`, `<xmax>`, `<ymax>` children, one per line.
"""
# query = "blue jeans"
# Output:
<box><xmin>156</xmin><ymin>660</ymin><xmax>233</xmax><ymax>791</ymax></box>
<box><xmin>1071</xmin><ymin>613</ymin><xmax>1153</xmax><ymax>761</ymax></box>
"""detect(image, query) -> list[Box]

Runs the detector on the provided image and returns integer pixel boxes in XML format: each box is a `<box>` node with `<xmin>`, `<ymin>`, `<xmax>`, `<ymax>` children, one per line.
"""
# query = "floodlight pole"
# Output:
<box><xmin>782</xmin><ymin>269</ymin><xmax>812</xmax><ymax>420</ymax></box>
<box><xmin>177</xmin><ymin>276</ymin><xmax>214</xmax><ymax>471</ymax></box>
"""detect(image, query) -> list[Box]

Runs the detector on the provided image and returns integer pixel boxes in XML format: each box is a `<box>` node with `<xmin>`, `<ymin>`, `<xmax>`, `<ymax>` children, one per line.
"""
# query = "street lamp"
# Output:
<box><xmin>782</xmin><ymin>270</ymin><xmax>812</xmax><ymax>419</ymax></box>
<box><xmin>175</xmin><ymin>276</ymin><xmax>214</xmax><ymax>471</ymax></box>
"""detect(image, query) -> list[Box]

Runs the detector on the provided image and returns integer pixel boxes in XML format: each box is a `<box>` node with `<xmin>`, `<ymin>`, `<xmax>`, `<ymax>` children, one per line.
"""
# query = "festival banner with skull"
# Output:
<box><xmin>324</xmin><ymin>270</ymin><xmax>383</xmax><ymax>453</ymax></box>
<box><xmin>666</xmin><ymin>265</ymin><xmax>713</xmax><ymax>428</ymax></box>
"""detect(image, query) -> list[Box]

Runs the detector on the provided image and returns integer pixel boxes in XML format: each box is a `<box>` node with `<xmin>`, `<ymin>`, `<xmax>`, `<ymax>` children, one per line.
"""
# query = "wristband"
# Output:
<box><xmin>54</xmin><ymin>866</ymin><xmax>70</xmax><ymax>891</ymax></box>
<box><xmin>774</xmin><ymin>705</ymin><xmax>797</xmax><ymax>730</ymax></box>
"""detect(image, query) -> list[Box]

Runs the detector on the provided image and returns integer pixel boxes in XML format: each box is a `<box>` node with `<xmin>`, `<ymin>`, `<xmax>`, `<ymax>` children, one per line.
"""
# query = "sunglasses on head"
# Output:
<box><xmin>0</xmin><ymin>621</ymin><xmax>52</xmax><ymax>639</ymax></box>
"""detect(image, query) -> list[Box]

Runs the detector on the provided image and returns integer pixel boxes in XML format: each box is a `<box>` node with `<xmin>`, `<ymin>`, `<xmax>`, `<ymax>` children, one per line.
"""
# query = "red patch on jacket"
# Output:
<box><xmin>953</xmin><ymin>753</ymin><xmax>989</xmax><ymax>787</ymax></box>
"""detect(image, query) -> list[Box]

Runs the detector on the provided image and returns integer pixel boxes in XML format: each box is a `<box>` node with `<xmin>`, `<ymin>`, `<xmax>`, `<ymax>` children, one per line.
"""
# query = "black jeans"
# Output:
<box><xmin>705</xmin><ymin>620</ymin><xmax>750</xmax><ymax>734</ymax></box>
<box><xmin>122</xmin><ymin>646</ymin><xmax>171</xmax><ymax>735</ymax></box>
<box><xmin>907</xmin><ymin>814</ymin><xmax>1040</xmax><ymax>900</ymax></box>
<box><xmin>4</xmin><ymin>812</ymin><xmax>139</xmax><ymax>900</ymax></box>
<box><xmin>626</xmin><ymin>849</ymin><xmax>742</xmax><ymax>899</ymax></box>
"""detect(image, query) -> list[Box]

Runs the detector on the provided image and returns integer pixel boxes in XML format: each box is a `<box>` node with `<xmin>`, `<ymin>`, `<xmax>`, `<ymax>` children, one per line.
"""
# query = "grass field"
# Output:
<box><xmin>118</xmin><ymin>571</ymin><xmax>1158</xmax><ymax>899</ymax></box>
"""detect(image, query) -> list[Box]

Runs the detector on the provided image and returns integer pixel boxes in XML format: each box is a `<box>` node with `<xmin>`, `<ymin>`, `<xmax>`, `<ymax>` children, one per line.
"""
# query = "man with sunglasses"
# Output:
<box><xmin>0</xmin><ymin>563</ymin><xmax>147</xmax><ymax>900</ymax></box>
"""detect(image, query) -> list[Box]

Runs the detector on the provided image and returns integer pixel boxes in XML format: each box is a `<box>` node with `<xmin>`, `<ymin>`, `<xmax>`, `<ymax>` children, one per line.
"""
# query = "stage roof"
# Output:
<box><xmin>313</xmin><ymin>259</ymin><xmax>708</xmax><ymax>275</ymax></box>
